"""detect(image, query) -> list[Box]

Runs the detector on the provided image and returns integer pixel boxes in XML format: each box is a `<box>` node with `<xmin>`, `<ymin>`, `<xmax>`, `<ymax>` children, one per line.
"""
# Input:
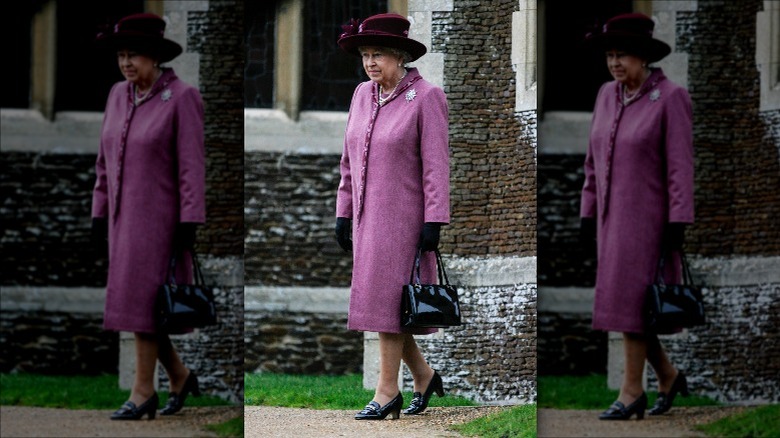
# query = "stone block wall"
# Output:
<box><xmin>657</xmin><ymin>281</ymin><xmax>780</xmax><ymax>403</ymax></box>
<box><xmin>244</xmin><ymin>153</ymin><xmax>351</xmax><ymax>286</ymax></box>
<box><xmin>0</xmin><ymin>153</ymin><xmax>106</xmax><ymax>286</ymax></box>
<box><xmin>0</xmin><ymin>309</ymin><xmax>117</xmax><ymax>375</ymax></box>
<box><xmin>411</xmin><ymin>282</ymin><xmax>537</xmax><ymax>403</ymax></box>
<box><xmin>244</xmin><ymin>311</ymin><xmax>362</xmax><ymax>374</ymax></box>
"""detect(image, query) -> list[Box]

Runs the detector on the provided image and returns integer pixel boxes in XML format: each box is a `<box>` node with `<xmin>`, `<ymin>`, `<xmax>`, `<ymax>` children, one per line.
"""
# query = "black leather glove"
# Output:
<box><xmin>663</xmin><ymin>222</ymin><xmax>686</xmax><ymax>251</ymax></box>
<box><xmin>580</xmin><ymin>217</ymin><xmax>596</xmax><ymax>252</ymax></box>
<box><xmin>335</xmin><ymin>217</ymin><xmax>352</xmax><ymax>252</ymax></box>
<box><xmin>419</xmin><ymin>222</ymin><xmax>442</xmax><ymax>252</ymax></box>
<box><xmin>174</xmin><ymin>222</ymin><xmax>198</xmax><ymax>253</ymax></box>
<box><xmin>91</xmin><ymin>217</ymin><xmax>108</xmax><ymax>256</ymax></box>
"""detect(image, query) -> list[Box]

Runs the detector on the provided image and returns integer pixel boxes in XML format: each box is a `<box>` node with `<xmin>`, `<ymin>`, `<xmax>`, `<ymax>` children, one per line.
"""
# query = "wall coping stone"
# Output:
<box><xmin>0</xmin><ymin>109</ymin><xmax>101</xmax><ymax>153</ymax></box>
<box><xmin>0</xmin><ymin>287</ymin><xmax>104</xmax><ymax>313</ymax></box>
<box><xmin>244</xmin><ymin>109</ymin><xmax>347</xmax><ymax>154</ymax></box>
<box><xmin>446</xmin><ymin>255</ymin><xmax>537</xmax><ymax>286</ymax></box>
<box><xmin>244</xmin><ymin>286</ymin><xmax>350</xmax><ymax>313</ymax></box>
<box><xmin>538</xmin><ymin>111</ymin><xmax>591</xmax><ymax>154</ymax></box>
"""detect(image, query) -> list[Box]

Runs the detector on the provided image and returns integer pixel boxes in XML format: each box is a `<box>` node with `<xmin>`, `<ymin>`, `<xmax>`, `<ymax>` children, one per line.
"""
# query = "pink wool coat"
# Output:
<box><xmin>581</xmin><ymin>68</ymin><xmax>694</xmax><ymax>334</ymax></box>
<box><xmin>337</xmin><ymin>68</ymin><xmax>451</xmax><ymax>334</ymax></box>
<box><xmin>92</xmin><ymin>68</ymin><xmax>205</xmax><ymax>333</ymax></box>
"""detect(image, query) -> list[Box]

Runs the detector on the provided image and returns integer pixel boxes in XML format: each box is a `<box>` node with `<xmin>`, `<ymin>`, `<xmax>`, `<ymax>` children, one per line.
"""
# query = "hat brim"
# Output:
<box><xmin>338</xmin><ymin>34</ymin><xmax>427</xmax><ymax>62</ymax></box>
<box><xmin>585</xmin><ymin>33</ymin><xmax>671</xmax><ymax>63</ymax></box>
<box><xmin>96</xmin><ymin>34</ymin><xmax>183</xmax><ymax>63</ymax></box>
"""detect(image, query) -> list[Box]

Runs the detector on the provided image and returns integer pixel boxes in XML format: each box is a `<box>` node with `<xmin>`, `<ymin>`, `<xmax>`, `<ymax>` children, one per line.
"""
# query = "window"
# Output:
<box><xmin>245</xmin><ymin>0</ymin><xmax>400</xmax><ymax>117</ymax></box>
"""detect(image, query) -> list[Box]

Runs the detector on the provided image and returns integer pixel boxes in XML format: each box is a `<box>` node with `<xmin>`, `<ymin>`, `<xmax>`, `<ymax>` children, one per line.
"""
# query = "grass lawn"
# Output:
<box><xmin>696</xmin><ymin>404</ymin><xmax>780</xmax><ymax>438</ymax></box>
<box><xmin>204</xmin><ymin>415</ymin><xmax>244</xmax><ymax>438</ymax></box>
<box><xmin>537</xmin><ymin>374</ymin><xmax>718</xmax><ymax>410</ymax></box>
<box><xmin>0</xmin><ymin>373</ymin><xmax>231</xmax><ymax>409</ymax></box>
<box><xmin>453</xmin><ymin>404</ymin><xmax>536</xmax><ymax>438</ymax></box>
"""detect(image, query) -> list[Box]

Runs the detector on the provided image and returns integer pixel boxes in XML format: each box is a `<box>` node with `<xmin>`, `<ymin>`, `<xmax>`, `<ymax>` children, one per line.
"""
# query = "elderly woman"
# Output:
<box><xmin>580</xmin><ymin>13</ymin><xmax>695</xmax><ymax>420</ymax></box>
<box><xmin>92</xmin><ymin>13</ymin><xmax>205</xmax><ymax>420</ymax></box>
<box><xmin>335</xmin><ymin>13</ymin><xmax>451</xmax><ymax>420</ymax></box>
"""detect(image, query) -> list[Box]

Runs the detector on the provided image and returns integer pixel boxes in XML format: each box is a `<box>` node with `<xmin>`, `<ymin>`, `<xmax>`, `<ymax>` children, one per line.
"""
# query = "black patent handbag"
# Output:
<box><xmin>645</xmin><ymin>251</ymin><xmax>705</xmax><ymax>333</ymax></box>
<box><xmin>401</xmin><ymin>248</ymin><xmax>462</xmax><ymax>328</ymax></box>
<box><xmin>156</xmin><ymin>251</ymin><xmax>217</xmax><ymax>332</ymax></box>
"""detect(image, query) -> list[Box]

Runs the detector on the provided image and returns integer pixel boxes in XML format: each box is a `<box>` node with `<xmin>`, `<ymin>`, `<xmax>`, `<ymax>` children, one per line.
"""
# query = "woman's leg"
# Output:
<box><xmin>619</xmin><ymin>332</ymin><xmax>648</xmax><ymax>404</ymax></box>
<box><xmin>157</xmin><ymin>334</ymin><xmax>190</xmax><ymax>393</ymax></box>
<box><xmin>400</xmin><ymin>334</ymin><xmax>435</xmax><ymax>392</ymax></box>
<box><xmin>130</xmin><ymin>333</ymin><xmax>159</xmax><ymax>404</ymax></box>
<box><xmin>645</xmin><ymin>334</ymin><xmax>678</xmax><ymax>393</ymax></box>
<box><xmin>374</xmin><ymin>332</ymin><xmax>405</xmax><ymax>405</ymax></box>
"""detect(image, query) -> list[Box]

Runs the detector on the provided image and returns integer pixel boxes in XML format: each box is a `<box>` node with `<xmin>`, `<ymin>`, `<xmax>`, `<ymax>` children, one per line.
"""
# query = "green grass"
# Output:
<box><xmin>537</xmin><ymin>374</ymin><xmax>718</xmax><ymax>409</ymax></box>
<box><xmin>204</xmin><ymin>415</ymin><xmax>244</xmax><ymax>438</ymax></box>
<box><xmin>696</xmin><ymin>404</ymin><xmax>780</xmax><ymax>438</ymax></box>
<box><xmin>0</xmin><ymin>373</ymin><xmax>231</xmax><ymax>410</ymax></box>
<box><xmin>453</xmin><ymin>404</ymin><xmax>537</xmax><ymax>438</ymax></box>
<box><xmin>245</xmin><ymin>372</ymin><xmax>477</xmax><ymax>409</ymax></box>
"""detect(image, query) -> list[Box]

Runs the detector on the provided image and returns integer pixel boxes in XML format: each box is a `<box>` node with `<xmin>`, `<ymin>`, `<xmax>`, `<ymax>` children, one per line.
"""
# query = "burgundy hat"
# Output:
<box><xmin>338</xmin><ymin>13</ymin><xmax>427</xmax><ymax>62</ymax></box>
<box><xmin>96</xmin><ymin>13</ymin><xmax>183</xmax><ymax>63</ymax></box>
<box><xmin>585</xmin><ymin>13</ymin><xmax>671</xmax><ymax>62</ymax></box>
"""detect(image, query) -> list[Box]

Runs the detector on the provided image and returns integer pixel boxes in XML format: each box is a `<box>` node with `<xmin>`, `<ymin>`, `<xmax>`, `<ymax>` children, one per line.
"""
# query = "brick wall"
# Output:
<box><xmin>433</xmin><ymin>0</ymin><xmax>536</xmax><ymax>257</ymax></box>
<box><xmin>677</xmin><ymin>0</ymin><xmax>780</xmax><ymax>256</ymax></box>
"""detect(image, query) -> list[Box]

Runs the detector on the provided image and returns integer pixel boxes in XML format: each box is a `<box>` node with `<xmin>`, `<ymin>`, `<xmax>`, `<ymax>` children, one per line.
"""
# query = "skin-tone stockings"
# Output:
<box><xmin>373</xmin><ymin>332</ymin><xmax>435</xmax><ymax>406</ymax></box>
<box><xmin>129</xmin><ymin>333</ymin><xmax>191</xmax><ymax>406</ymax></box>
<box><xmin>618</xmin><ymin>333</ymin><xmax>680</xmax><ymax>405</ymax></box>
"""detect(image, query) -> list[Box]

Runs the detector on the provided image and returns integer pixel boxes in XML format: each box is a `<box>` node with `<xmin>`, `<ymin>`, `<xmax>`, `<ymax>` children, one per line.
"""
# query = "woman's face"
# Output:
<box><xmin>605</xmin><ymin>49</ymin><xmax>646</xmax><ymax>87</ymax></box>
<box><xmin>117</xmin><ymin>49</ymin><xmax>157</xmax><ymax>87</ymax></box>
<box><xmin>360</xmin><ymin>46</ymin><xmax>404</xmax><ymax>89</ymax></box>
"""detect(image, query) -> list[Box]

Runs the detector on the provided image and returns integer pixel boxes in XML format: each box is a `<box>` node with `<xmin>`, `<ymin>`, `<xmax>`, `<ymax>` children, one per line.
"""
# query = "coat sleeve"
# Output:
<box><xmin>175</xmin><ymin>86</ymin><xmax>206</xmax><ymax>224</ymax></box>
<box><xmin>336</xmin><ymin>83</ymin><xmax>364</xmax><ymax>219</ymax></box>
<box><xmin>418</xmin><ymin>86</ymin><xmax>451</xmax><ymax>224</ymax></box>
<box><xmin>664</xmin><ymin>86</ymin><xmax>694</xmax><ymax>224</ymax></box>
<box><xmin>91</xmin><ymin>84</ymin><xmax>118</xmax><ymax>220</ymax></box>
<box><xmin>581</xmin><ymin>84</ymin><xmax>607</xmax><ymax>219</ymax></box>
<box><xmin>91</xmin><ymin>138</ymin><xmax>109</xmax><ymax>219</ymax></box>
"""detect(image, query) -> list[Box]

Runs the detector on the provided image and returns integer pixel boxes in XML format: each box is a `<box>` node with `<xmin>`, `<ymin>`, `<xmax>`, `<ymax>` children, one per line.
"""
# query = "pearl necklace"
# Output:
<box><xmin>134</xmin><ymin>69</ymin><xmax>163</xmax><ymax>105</ymax></box>
<box><xmin>378</xmin><ymin>69</ymin><xmax>407</xmax><ymax>106</ymax></box>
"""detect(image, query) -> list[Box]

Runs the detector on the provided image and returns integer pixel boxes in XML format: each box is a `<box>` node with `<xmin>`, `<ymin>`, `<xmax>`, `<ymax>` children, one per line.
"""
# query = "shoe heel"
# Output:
<box><xmin>435</xmin><ymin>373</ymin><xmax>445</xmax><ymax>397</ymax></box>
<box><xmin>193</xmin><ymin>381</ymin><xmax>202</xmax><ymax>397</ymax></box>
<box><xmin>636</xmin><ymin>409</ymin><xmax>645</xmax><ymax>420</ymax></box>
<box><xmin>681</xmin><ymin>378</ymin><xmax>690</xmax><ymax>397</ymax></box>
<box><xmin>391</xmin><ymin>409</ymin><xmax>400</xmax><ymax>420</ymax></box>
<box><xmin>148</xmin><ymin>409</ymin><xmax>156</xmax><ymax>420</ymax></box>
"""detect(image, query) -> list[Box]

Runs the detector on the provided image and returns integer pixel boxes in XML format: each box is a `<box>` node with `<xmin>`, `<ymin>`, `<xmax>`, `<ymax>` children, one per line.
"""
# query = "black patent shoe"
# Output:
<box><xmin>355</xmin><ymin>393</ymin><xmax>403</xmax><ymax>420</ymax></box>
<box><xmin>110</xmin><ymin>392</ymin><xmax>159</xmax><ymax>420</ymax></box>
<box><xmin>599</xmin><ymin>392</ymin><xmax>647</xmax><ymax>420</ymax></box>
<box><xmin>649</xmin><ymin>371</ymin><xmax>689</xmax><ymax>416</ymax></box>
<box><xmin>404</xmin><ymin>370</ymin><xmax>445</xmax><ymax>415</ymax></box>
<box><xmin>160</xmin><ymin>371</ymin><xmax>201</xmax><ymax>416</ymax></box>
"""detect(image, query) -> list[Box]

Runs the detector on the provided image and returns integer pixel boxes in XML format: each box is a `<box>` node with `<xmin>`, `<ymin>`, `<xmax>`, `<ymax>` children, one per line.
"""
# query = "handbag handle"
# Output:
<box><xmin>408</xmin><ymin>248</ymin><xmax>451</xmax><ymax>286</ymax></box>
<box><xmin>166</xmin><ymin>251</ymin><xmax>206</xmax><ymax>286</ymax></box>
<box><xmin>655</xmin><ymin>249</ymin><xmax>695</xmax><ymax>286</ymax></box>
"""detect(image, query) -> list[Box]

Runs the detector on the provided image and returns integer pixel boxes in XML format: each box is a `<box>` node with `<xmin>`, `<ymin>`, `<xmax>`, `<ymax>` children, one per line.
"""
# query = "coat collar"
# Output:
<box><xmin>370</xmin><ymin>67</ymin><xmax>424</xmax><ymax>107</ymax></box>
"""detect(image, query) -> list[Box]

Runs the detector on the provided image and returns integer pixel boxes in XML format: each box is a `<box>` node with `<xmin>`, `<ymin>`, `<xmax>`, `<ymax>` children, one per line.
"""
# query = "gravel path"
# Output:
<box><xmin>538</xmin><ymin>406</ymin><xmax>749</xmax><ymax>437</ymax></box>
<box><xmin>0</xmin><ymin>406</ymin><xmax>243</xmax><ymax>438</ymax></box>
<box><xmin>244</xmin><ymin>406</ymin><xmax>510</xmax><ymax>438</ymax></box>
<box><xmin>0</xmin><ymin>404</ymin><xmax>748</xmax><ymax>437</ymax></box>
